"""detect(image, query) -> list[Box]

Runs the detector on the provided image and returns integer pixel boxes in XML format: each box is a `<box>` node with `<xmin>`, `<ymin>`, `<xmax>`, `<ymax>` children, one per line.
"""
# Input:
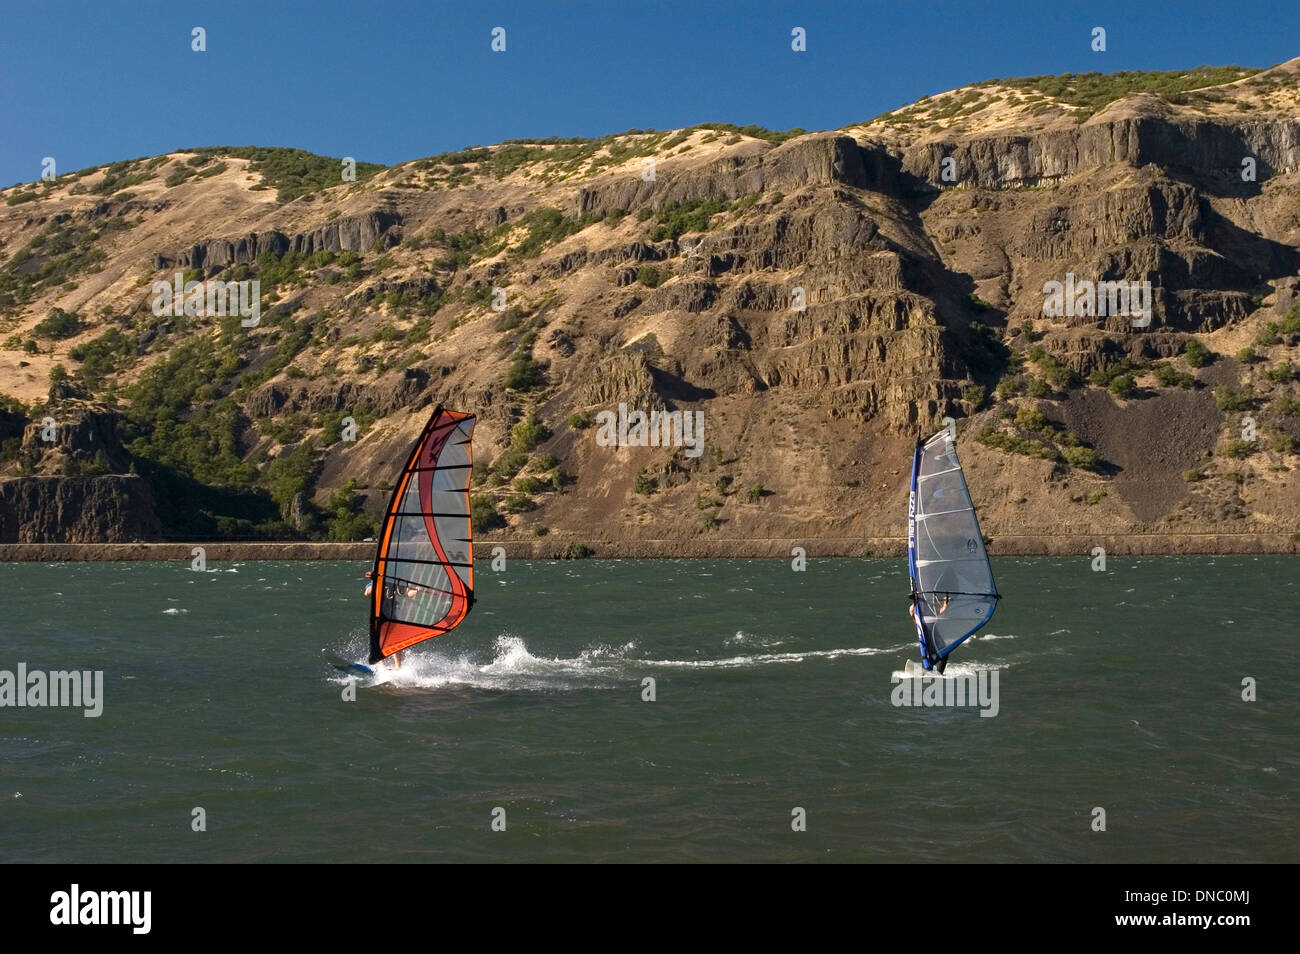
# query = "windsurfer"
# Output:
<box><xmin>364</xmin><ymin>571</ymin><xmax>405</xmax><ymax>668</ymax></box>
<box><xmin>909</xmin><ymin>594</ymin><xmax>951</xmax><ymax>617</ymax></box>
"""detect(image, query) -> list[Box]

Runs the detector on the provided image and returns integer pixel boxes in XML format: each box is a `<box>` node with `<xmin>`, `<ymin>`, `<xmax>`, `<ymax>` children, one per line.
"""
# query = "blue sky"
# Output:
<box><xmin>2</xmin><ymin>0</ymin><xmax>1297</xmax><ymax>187</ymax></box>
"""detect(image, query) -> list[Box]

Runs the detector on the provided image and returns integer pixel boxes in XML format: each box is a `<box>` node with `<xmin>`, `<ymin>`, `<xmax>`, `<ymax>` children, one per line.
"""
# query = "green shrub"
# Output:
<box><xmin>196</xmin><ymin>161</ymin><xmax>228</xmax><ymax>180</ymax></box>
<box><xmin>995</xmin><ymin>374</ymin><xmax>1025</xmax><ymax>399</ymax></box>
<box><xmin>568</xmin><ymin>410</ymin><xmax>592</xmax><ymax>429</ymax></box>
<box><xmin>1276</xmin><ymin>395</ymin><xmax>1300</xmax><ymax>417</ymax></box>
<box><xmin>1264</xmin><ymin>363</ymin><xmax>1295</xmax><ymax>383</ymax></box>
<box><xmin>1256</xmin><ymin>322</ymin><xmax>1282</xmax><ymax>347</ymax></box>
<box><xmin>1280</xmin><ymin>305</ymin><xmax>1300</xmax><ymax>335</ymax></box>
<box><xmin>1014</xmin><ymin>406</ymin><xmax>1048</xmax><ymax>431</ymax></box>
<box><xmin>510</xmin><ymin>411</ymin><xmax>549</xmax><ymax>452</ymax></box>
<box><xmin>503</xmin><ymin>491</ymin><xmax>534</xmax><ymax>513</ymax></box>
<box><xmin>33</xmin><ymin>308</ymin><xmax>82</xmax><ymax>340</ymax></box>
<box><xmin>1151</xmin><ymin>362</ymin><xmax>1196</xmax><ymax>388</ymax></box>
<box><xmin>633</xmin><ymin>468</ymin><xmax>655</xmax><ymax>494</ymax></box>
<box><xmin>490</xmin><ymin>448</ymin><xmax>529</xmax><ymax>480</ymax></box>
<box><xmin>69</xmin><ymin>327</ymin><xmax>136</xmax><ymax>388</ymax></box>
<box><xmin>1061</xmin><ymin>445</ymin><xmax>1101</xmax><ymax>471</ymax></box>
<box><xmin>1183</xmin><ymin>339</ymin><xmax>1211</xmax><ymax>368</ymax></box>
<box><xmin>0</xmin><ymin>214</ymin><xmax>119</xmax><ymax>308</ymax></box>
<box><xmin>635</xmin><ymin>265</ymin><xmax>665</xmax><ymax>288</ymax></box>
<box><xmin>975</xmin><ymin>426</ymin><xmax>1060</xmax><ymax>462</ymax></box>
<box><xmin>180</xmin><ymin>146</ymin><xmax>385</xmax><ymax>201</ymax></box>
<box><xmin>1237</xmin><ymin>346</ymin><xmax>1258</xmax><ymax>364</ymax></box>
<box><xmin>1215</xmin><ymin>388</ymin><xmax>1251</xmax><ymax>412</ymax></box>
<box><xmin>505</xmin><ymin>353</ymin><xmax>545</xmax><ymax>390</ymax></box>
<box><xmin>649</xmin><ymin>197</ymin><xmax>733</xmax><ymax>241</ymax></box>
<box><xmin>323</xmin><ymin>478</ymin><xmax>378</xmax><ymax>541</ymax></box>
<box><xmin>987</xmin><ymin>66</ymin><xmax>1260</xmax><ymax>116</ymax></box>
<box><xmin>1043</xmin><ymin>362</ymin><xmax>1075</xmax><ymax>389</ymax></box>
<box><xmin>514</xmin><ymin>206</ymin><xmax>581</xmax><ymax>258</ymax></box>
<box><xmin>515</xmin><ymin>475</ymin><xmax>544</xmax><ymax>494</ymax></box>
<box><xmin>1026</xmin><ymin>346</ymin><xmax>1076</xmax><ymax>389</ymax></box>
<box><xmin>1108</xmin><ymin>374</ymin><xmax>1136</xmax><ymax>399</ymax></box>
<box><xmin>266</xmin><ymin>440</ymin><xmax>318</xmax><ymax>517</ymax></box>
<box><xmin>470</xmin><ymin>496</ymin><xmax>507</xmax><ymax>531</ymax></box>
<box><xmin>1220</xmin><ymin>438</ymin><xmax>1253</xmax><ymax>459</ymax></box>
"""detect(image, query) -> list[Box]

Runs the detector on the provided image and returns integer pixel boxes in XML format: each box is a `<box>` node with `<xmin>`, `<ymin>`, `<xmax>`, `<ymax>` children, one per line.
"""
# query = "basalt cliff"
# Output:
<box><xmin>2</xmin><ymin>60</ymin><xmax>1300</xmax><ymax>555</ymax></box>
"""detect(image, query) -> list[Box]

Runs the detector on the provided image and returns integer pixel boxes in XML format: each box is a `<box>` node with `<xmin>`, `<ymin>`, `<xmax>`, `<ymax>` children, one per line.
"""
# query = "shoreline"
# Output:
<box><xmin>1</xmin><ymin>532</ymin><xmax>1298</xmax><ymax>561</ymax></box>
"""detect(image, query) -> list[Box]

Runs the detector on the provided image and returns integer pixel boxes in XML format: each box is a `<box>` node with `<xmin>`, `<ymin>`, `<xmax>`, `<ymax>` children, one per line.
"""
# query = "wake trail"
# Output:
<box><xmin>324</xmin><ymin>634</ymin><xmax>911</xmax><ymax>692</ymax></box>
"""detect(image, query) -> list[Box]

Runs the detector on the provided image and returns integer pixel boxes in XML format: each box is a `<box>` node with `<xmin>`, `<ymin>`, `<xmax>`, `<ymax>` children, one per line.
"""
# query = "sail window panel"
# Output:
<box><xmin>917</xmin><ymin>468</ymin><xmax>968</xmax><ymax>509</ymax></box>
<box><xmin>918</xmin><ymin>442</ymin><xmax>960</xmax><ymax>478</ymax></box>
<box><xmin>915</xmin><ymin>510</ymin><xmax>981</xmax><ymax>567</ymax></box>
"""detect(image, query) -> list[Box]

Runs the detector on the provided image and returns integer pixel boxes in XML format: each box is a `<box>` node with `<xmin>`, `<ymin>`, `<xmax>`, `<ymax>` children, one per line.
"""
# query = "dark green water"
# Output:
<box><xmin>0</xmin><ymin>556</ymin><xmax>1294</xmax><ymax>863</ymax></box>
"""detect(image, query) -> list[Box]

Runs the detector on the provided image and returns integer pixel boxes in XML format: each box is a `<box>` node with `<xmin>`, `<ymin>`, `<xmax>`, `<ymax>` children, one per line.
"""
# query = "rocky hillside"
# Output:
<box><xmin>2</xmin><ymin>59</ymin><xmax>1300</xmax><ymax>552</ymax></box>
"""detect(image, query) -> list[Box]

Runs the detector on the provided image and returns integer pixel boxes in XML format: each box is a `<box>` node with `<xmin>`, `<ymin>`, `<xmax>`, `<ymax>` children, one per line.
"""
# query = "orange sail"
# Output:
<box><xmin>369</xmin><ymin>406</ymin><xmax>475</xmax><ymax>663</ymax></box>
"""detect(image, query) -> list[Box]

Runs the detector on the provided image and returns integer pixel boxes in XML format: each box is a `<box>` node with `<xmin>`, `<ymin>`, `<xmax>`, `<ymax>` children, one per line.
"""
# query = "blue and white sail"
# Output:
<box><xmin>907</xmin><ymin>429</ymin><xmax>999</xmax><ymax>672</ymax></box>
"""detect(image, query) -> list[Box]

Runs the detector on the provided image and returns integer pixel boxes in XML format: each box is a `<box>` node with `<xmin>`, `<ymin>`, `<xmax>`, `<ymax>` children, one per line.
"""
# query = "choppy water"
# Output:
<box><xmin>0</xmin><ymin>557</ymin><xmax>1294</xmax><ymax>862</ymax></box>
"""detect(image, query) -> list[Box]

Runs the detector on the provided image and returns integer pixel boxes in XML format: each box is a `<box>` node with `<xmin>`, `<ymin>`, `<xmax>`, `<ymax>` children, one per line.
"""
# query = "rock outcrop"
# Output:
<box><xmin>154</xmin><ymin>210</ymin><xmax>402</xmax><ymax>270</ymax></box>
<box><xmin>0</xmin><ymin>475</ymin><xmax>160</xmax><ymax>542</ymax></box>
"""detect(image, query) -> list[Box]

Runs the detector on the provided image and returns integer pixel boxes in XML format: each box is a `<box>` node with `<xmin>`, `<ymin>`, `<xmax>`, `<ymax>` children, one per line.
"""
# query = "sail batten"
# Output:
<box><xmin>907</xmin><ymin>429</ymin><xmax>999</xmax><ymax>671</ymax></box>
<box><xmin>368</xmin><ymin>406</ymin><xmax>476</xmax><ymax>664</ymax></box>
